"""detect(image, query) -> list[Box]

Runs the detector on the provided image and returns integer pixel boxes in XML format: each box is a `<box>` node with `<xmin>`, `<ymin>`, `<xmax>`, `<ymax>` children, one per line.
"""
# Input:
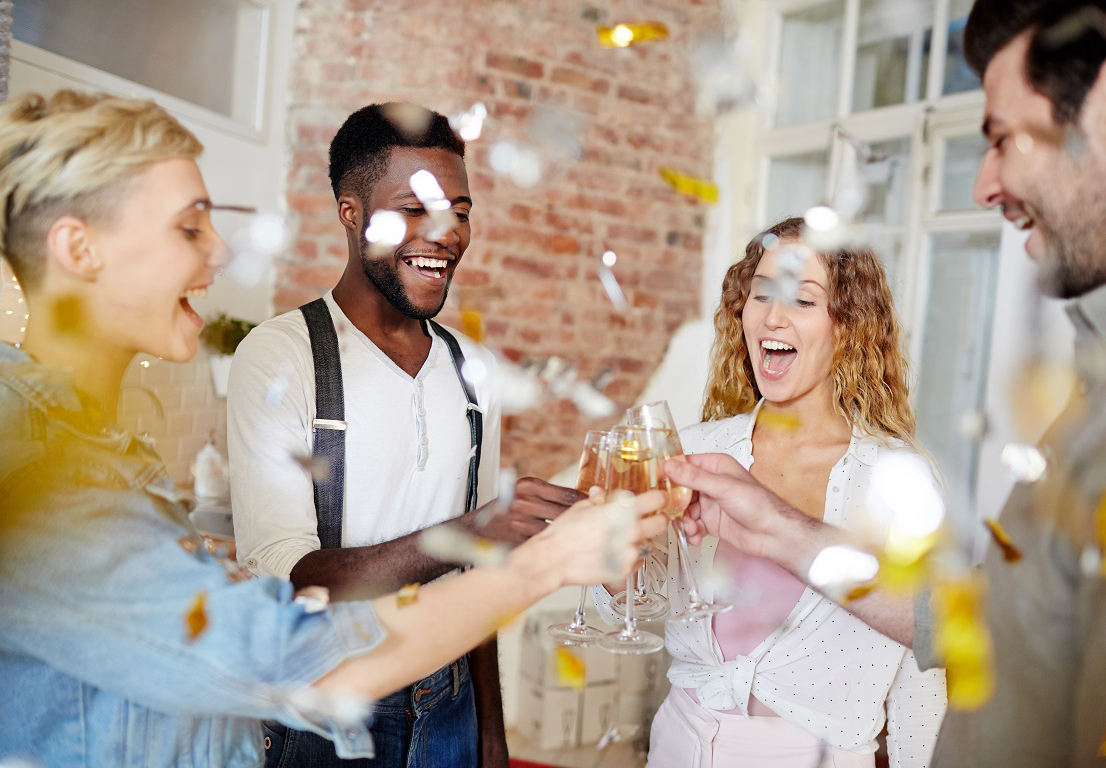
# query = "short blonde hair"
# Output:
<box><xmin>0</xmin><ymin>90</ymin><xmax>202</xmax><ymax>289</ymax></box>
<box><xmin>702</xmin><ymin>216</ymin><xmax>917</xmax><ymax>447</ymax></box>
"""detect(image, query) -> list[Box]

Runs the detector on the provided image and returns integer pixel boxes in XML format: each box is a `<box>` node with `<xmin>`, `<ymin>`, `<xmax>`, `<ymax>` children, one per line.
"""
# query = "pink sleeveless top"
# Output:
<box><xmin>686</xmin><ymin>538</ymin><xmax>806</xmax><ymax>716</ymax></box>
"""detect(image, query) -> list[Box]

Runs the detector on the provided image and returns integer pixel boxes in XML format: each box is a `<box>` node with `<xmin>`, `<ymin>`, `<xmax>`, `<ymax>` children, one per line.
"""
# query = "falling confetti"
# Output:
<box><xmin>51</xmin><ymin>295</ymin><xmax>83</xmax><ymax>335</ymax></box>
<box><xmin>807</xmin><ymin>545</ymin><xmax>880</xmax><ymax>599</ymax></box>
<box><xmin>488</xmin><ymin>141</ymin><xmax>543</xmax><ymax>188</ymax></box>
<box><xmin>383</xmin><ymin>102</ymin><xmax>432</xmax><ymax>140</ymax></box>
<box><xmin>1000</xmin><ymin>443</ymin><xmax>1047</xmax><ymax>483</ymax></box>
<box><xmin>834</xmin><ymin>125</ymin><xmax>889</xmax><ymax>165</ymax></box>
<box><xmin>184</xmin><ymin>591</ymin><xmax>208</xmax><ymax>643</ymax></box>
<box><xmin>597</xmin><ymin>724</ymin><xmax>623</xmax><ymax>749</ymax></box>
<box><xmin>396</xmin><ymin>583</ymin><xmax>421</xmax><ymax>608</ymax></box>
<box><xmin>1096</xmin><ymin>493</ymin><xmax>1106</xmax><ymax>576</ymax></box>
<box><xmin>459</xmin><ymin>309</ymin><xmax>485</xmax><ymax>343</ymax></box>
<box><xmin>597</xmin><ymin>21</ymin><xmax>669</xmax><ymax>48</ymax></box>
<box><xmin>418</xmin><ymin>524</ymin><xmax>510</xmax><ymax>568</ymax></box>
<box><xmin>757</xmin><ymin>409</ymin><xmax>801</xmax><ymax>432</ymax></box>
<box><xmin>364</xmin><ymin>210</ymin><xmax>407</xmax><ymax>255</ymax></box>
<box><xmin>596</xmin><ymin>251</ymin><xmax>629</xmax><ymax>312</ymax></box>
<box><xmin>409</xmin><ymin>170</ymin><xmax>459</xmax><ymax>240</ymax></box>
<box><xmin>291</xmin><ymin>452</ymin><xmax>333</xmax><ymax>483</ymax></box>
<box><xmin>658</xmin><ymin>167</ymin><xmax>719</xmax><ymax>204</ymax></box>
<box><xmin>934</xmin><ymin>577</ymin><xmax>994</xmax><ymax>710</ymax></box>
<box><xmin>689</xmin><ymin>31</ymin><xmax>775</xmax><ymax>118</ymax></box>
<box><xmin>554</xmin><ymin>647</ymin><xmax>587</xmax><ymax>690</ymax></box>
<box><xmin>983</xmin><ymin>518</ymin><xmax>1022</xmax><ymax>563</ymax></box>
<box><xmin>294</xmin><ymin>585</ymin><xmax>331</xmax><ymax>613</ymax></box>
<box><xmin>449</xmin><ymin>102</ymin><xmax>488</xmax><ymax>142</ymax></box>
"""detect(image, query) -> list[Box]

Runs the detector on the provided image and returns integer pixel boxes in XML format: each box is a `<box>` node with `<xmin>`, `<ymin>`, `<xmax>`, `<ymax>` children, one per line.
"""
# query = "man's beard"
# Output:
<box><xmin>359</xmin><ymin>247</ymin><xmax>451</xmax><ymax>320</ymax></box>
<box><xmin>1033</xmin><ymin>181</ymin><xmax>1106</xmax><ymax>299</ymax></box>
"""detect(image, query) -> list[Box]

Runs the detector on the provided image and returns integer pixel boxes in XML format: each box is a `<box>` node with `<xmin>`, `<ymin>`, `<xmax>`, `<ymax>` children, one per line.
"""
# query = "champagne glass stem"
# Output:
<box><xmin>570</xmin><ymin>586</ymin><xmax>589</xmax><ymax>629</ymax></box>
<box><xmin>622</xmin><ymin>572</ymin><xmax>637</xmax><ymax>635</ymax></box>
<box><xmin>674</xmin><ymin>523</ymin><xmax>706</xmax><ymax>606</ymax></box>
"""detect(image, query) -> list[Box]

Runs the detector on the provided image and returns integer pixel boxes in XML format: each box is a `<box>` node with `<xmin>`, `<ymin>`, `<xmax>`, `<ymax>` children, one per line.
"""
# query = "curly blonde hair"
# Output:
<box><xmin>0</xmin><ymin>90</ymin><xmax>202</xmax><ymax>290</ymax></box>
<box><xmin>701</xmin><ymin>216</ymin><xmax>916</xmax><ymax>445</ymax></box>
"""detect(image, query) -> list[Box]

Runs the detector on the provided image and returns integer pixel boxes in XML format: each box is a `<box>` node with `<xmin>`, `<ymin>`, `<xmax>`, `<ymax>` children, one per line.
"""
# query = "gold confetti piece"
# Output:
<box><xmin>597</xmin><ymin>21</ymin><xmax>669</xmax><ymax>48</ymax></box>
<box><xmin>757</xmin><ymin>409</ymin><xmax>801</xmax><ymax>432</ymax></box>
<box><xmin>396</xmin><ymin>583</ymin><xmax>421</xmax><ymax>608</ymax></box>
<box><xmin>658</xmin><ymin>167</ymin><xmax>719</xmax><ymax>204</ymax></box>
<box><xmin>51</xmin><ymin>294</ymin><xmax>84</xmax><ymax>335</ymax></box>
<box><xmin>983</xmin><ymin>518</ymin><xmax>1022</xmax><ymax>563</ymax></box>
<box><xmin>177</xmin><ymin>536</ymin><xmax>201</xmax><ymax>556</ymax></box>
<box><xmin>184</xmin><ymin>591</ymin><xmax>208</xmax><ymax>643</ymax></box>
<box><xmin>934</xmin><ymin>578</ymin><xmax>994</xmax><ymax>710</ymax></box>
<box><xmin>554</xmin><ymin>647</ymin><xmax>587</xmax><ymax>690</ymax></box>
<box><xmin>843</xmin><ymin>581</ymin><xmax>876</xmax><ymax>603</ymax></box>
<box><xmin>460</xmin><ymin>309</ymin><xmax>485</xmax><ymax>343</ymax></box>
<box><xmin>1098</xmin><ymin>493</ymin><xmax>1106</xmax><ymax>576</ymax></box>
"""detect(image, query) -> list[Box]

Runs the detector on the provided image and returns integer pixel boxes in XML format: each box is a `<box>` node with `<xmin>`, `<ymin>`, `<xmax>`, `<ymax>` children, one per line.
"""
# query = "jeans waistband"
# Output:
<box><xmin>375</xmin><ymin>655</ymin><xmax>469</xmax><ymax>710</ymax></box>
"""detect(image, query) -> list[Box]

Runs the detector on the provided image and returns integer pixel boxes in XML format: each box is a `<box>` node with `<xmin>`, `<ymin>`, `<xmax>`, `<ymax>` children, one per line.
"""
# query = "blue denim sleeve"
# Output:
<box><xmin>0</xmin><ymin>476</ymin><xmax>384</xmax><ymax>755</ymax></box>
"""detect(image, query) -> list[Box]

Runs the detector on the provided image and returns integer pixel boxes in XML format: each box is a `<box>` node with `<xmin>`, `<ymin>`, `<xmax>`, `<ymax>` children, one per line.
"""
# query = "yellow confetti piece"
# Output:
<box><xmin>658</xmin><ymin>167</ymin><xmax>719</xmax><ymax>204</ymax></box>
<box><xmin>1096</xmin><ymin>494</ymin><xmax>1106</xmax><ymax>577</ymax></box>
<box><xmin>843</xmin><ymin>581</ymin><xmax>876</xmax><ymax>603</ymax></box>
<box><xmin>184</xmin><ymin>591</ymin><xmax>208</xmax><ymax>643</ymax></box>
<box><xmin>554</xmin><ymin>647</ymin><xmax>587</xmax><ymax>690</ymax></box>
<box><xmin>52</xmin><ymin>295</ymin><xmax>84</xmax><ymax>335</ymax></box>
<box><xmin>396</xmin><ymin>583</ymin><xmax>421</xmax><ymax>608</ymax></box>
<box><xmin>757</xmin><ymin>409</ymin><xmax>801</xmax><ymax>432</ymax></box>
<box><xmin>934</xmin><ymin>578</ymin><xmax>994</xmax><ymax>710</ymax></box>
<box><xmin>596</xmin><ymin>21</ymin><xmax>669</xmax><ymax>48</ymax></box>
<box><xmin>460</xmin><ymin>309</ymin><xmax>485</xmax><ymax>343</ymax></box>
<box><xmin>983</xmin><ymin>518</ymin><xmax>1022</xmax><ymax>563</ymax></box>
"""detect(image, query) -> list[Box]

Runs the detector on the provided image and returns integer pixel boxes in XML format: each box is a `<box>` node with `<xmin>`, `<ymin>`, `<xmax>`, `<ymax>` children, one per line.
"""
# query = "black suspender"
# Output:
<box><xmin>428</xmin><ymin>319</ymin><xmax>483</xmax><ymax>515</ymax></box>
<box><xmin>297</xmin><ymin>298</ymin><xmax>482</xmax><ymax>549</ymax></box>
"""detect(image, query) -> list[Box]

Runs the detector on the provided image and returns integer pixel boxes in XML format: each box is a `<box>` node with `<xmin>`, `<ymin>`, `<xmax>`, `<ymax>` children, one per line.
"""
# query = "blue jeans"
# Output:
<box><xmin>262</xmin><ymin>657</ymin><xmax>476</xmax><ymax>767</ymax></box>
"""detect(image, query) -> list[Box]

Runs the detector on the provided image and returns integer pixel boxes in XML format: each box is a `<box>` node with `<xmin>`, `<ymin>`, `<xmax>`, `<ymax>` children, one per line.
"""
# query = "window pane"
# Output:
<box><xmin>765</xmin><ymin>150</ymin><xmax>829</xmax><ymax>225</ymax></box>
<box><xmin>858</xmin><ymin>137</ymin><xmax>912</xmax><ymax>226</ymax></box>
<box><xmin>915</xmin><ymin>231</ymin><xmax>1000</xmax><ymax>525</ymax></box>
<box><xmin>13</xmin><ymin>0</ymin><xmax>266</xmax><ymax>123</ymax></box>
<box><xmin>939</xmin><ymin>135</ymin><xmax>988</xmax><ymax>212</ymax></box>
<box><xmin>776</xmin><ymin>1</ymin><xmax>846</xmax><ymax>127</ymax></box>
<box><xmin>942</xmin><ymin>0</ymin><xmax>981</xmax><ymax>95</ymax></box>
<box><xmin>853</xmin><ymin>0</ymin><xmax>935</xmax><ymax>112</ymax></box>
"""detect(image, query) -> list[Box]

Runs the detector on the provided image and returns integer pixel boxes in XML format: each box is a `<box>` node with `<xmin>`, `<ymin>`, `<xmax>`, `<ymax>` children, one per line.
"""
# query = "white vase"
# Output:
<box><xmin>208</xmin><ymin>354</ymin><xmax>234</xmax><ymax>398</ymax></box>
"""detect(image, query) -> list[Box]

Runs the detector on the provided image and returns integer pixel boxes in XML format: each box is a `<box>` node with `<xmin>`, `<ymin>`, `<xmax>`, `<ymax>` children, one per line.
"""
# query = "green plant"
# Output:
<box><xmin>200</xmin><ymin>313</ymin><xmax>256</xmax><ymax>356</ymax></box>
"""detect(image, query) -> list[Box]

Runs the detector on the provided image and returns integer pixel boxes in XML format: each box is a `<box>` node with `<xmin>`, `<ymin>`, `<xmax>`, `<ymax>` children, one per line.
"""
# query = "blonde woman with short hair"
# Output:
<box><xmin>0</xmin><ymin>90</ymin><xmax>666</xmax><ymax>768</ymax></box>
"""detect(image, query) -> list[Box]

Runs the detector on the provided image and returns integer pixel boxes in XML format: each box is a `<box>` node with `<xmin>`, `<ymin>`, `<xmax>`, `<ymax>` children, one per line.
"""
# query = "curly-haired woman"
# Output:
<box><xmin>638</xmin><ymin>217</ymin><xmax>947</xmax><ymax>767</ymax></box>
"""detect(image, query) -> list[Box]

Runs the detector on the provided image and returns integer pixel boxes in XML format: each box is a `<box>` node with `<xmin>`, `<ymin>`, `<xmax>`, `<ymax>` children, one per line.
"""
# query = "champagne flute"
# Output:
<box><xmin>548</xmin><ymin>430</ymin><xmax>611</xmax><ymax>646</ymax></box>
<box><xmin>598</xmin><ymin>426</ymin><xmax>666</xmax><ymax>655</ymax></box>
<box><xmin>626</xmin><ymin>401</ymin><xmax>732</xmax><ymax>622</ymax></box>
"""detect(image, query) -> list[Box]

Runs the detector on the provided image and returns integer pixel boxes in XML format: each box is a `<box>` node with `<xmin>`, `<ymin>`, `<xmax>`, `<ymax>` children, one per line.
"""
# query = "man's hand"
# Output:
<box><xmin>666</xmin><ymin>453</ymin><xmax>835</xmax><ymax>577</ymax></box>
<box><xmin>462</xmin><ymin>477</ymin><xmax>585</xmax><ymax>546</ymax></box>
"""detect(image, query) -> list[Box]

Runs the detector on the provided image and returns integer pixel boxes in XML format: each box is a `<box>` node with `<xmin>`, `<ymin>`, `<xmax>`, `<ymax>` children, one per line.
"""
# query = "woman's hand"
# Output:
<box><xmin>511</xmin><ymin>489</ymin><xmax>667</xmax><ymax>592</ymax></box>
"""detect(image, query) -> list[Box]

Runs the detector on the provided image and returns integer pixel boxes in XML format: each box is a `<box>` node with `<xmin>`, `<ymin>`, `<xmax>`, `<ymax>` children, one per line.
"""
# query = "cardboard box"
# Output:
<box><xmin>580</xmin><ymin>681</ymin><xmax>619</xmax><ymax>745</ymax></box>
<box><xmin>520</xmin><ymin>611</ymin><xmax>620</xmax><ymax>687</ymax></box>
<box><xmin>517</xmin><ymin>677</ymin><xmax>581</xmax><ymax>750</ymax></box>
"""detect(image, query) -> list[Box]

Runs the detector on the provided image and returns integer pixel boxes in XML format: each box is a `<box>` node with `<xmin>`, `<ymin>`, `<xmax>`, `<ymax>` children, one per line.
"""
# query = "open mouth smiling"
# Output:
<box><xmin>760</xmin><ymin>338</ymin><xmax>797</xmax><ymax>378</ymax></box>
<box><xmin>402</xmin><ymin>255</ymin><xmax>451</xmax><ymax>280</ymax></box>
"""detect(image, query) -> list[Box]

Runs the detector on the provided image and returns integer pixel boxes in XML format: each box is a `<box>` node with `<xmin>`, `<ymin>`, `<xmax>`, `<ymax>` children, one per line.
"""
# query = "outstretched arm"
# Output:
<box><xmin>313</xmin><ymin>490</ymin><xmax>667</xmax><ymax>701</ymax></box>
<box><xmin>665</xmin><ymin>454</ymin><xmax>916</xmax><ymax>647</ymax></box>
<box><xmin>289</xmin><ymin>477</ymin><xmax>585</xmax><ymax>596</ymax></box>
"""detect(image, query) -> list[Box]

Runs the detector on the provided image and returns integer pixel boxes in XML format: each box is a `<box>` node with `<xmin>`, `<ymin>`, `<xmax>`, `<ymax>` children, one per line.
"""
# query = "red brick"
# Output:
<box><xmin>485</xmin><ymin>52</ymin><xmax>545</xmax><ymax>79</ymax></box>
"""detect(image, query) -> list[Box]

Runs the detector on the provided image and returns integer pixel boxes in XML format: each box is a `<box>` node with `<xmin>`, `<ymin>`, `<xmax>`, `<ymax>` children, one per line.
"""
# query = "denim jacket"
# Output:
<box><xmin>0</xmin><ymin>344</ymin><xmax>384</xmax><ymax>767</ymax></box>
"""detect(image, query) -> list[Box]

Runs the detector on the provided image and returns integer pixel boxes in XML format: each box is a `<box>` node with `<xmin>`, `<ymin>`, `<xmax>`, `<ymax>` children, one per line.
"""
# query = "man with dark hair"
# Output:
<box><xmin>228</xmin><ymin>103</ymin><xmax>578</xmax><ymax>767</ymax></box>
<box><xmin>663</xmin><ymin>2</ymin><xmax>1106</xmax><ymax>766</ymax></box>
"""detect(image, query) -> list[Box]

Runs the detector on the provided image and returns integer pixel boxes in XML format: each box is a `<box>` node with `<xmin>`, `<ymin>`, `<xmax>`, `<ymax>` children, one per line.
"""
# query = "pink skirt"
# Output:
<box><xmin>647</xmin><ymin>689</ymin><xmax>876</xmax><ymax>768</ymax></box>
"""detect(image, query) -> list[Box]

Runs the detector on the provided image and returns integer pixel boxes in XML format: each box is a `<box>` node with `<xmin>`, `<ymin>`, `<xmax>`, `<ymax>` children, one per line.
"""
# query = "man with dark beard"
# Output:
<box><xmin>228</xmin><ymin>104</ymin><xmax>579</xmax><ymax>768</ymax></box>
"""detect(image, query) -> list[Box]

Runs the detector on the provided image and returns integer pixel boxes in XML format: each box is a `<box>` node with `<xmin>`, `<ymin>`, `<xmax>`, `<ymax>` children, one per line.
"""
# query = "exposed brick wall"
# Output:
<box><xmin>281</xmin><ymin>0</ymin><xmax>718</xmax><ymax>478</ymax></box>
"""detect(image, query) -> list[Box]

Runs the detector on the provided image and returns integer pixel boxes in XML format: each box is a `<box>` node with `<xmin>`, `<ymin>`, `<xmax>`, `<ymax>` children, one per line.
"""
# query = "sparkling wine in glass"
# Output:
<box><xmin>625</xmin><ymin>400</ymin><xmax>732</xmax><ymax>623</ymax></box>
<box><xmin>598</xmin><ymin>426</ymin><xmax>666</xmax><ymax>655</ymax></box>
<box><xmin>547</xmin><ymin>430</ymin><xmax>611</xmax><ymax>646</ymax></box>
